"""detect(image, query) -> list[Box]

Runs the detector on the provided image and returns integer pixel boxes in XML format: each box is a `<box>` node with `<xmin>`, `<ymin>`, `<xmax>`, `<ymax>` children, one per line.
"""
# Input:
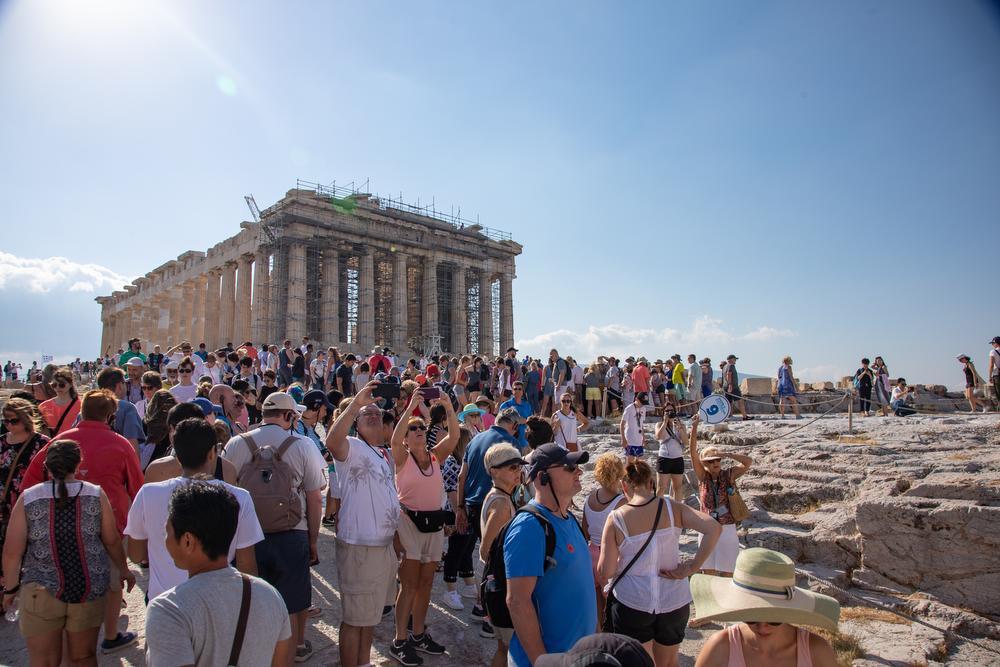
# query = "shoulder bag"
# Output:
<box><xmin>227</xmin><ymin>574</ymin><xmax>252</xmax><ymax>667</ymax></box>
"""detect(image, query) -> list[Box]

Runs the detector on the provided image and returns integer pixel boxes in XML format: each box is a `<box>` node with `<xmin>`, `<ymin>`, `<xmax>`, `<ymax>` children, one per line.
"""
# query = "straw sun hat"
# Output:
<box><xmin>691</xmin><ymin>548</ymin><xmax>840</xmax><ymax>630</ymax></box>
<box><xmin>698</xmin><ymin>446</ymin><xmax>725</xmax><ymax>462</ymax></box>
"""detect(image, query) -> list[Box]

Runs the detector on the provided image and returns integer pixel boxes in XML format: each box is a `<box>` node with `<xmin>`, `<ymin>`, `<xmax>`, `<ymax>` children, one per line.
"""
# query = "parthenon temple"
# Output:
<box><xmin>96</xmin><ymin>181</ymin><xmax>522</xmax><ymax>357</ymax></box>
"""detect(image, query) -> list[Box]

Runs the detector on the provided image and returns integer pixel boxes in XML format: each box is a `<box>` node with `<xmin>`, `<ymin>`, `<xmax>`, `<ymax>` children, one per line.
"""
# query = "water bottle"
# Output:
<box><xmin>4</xmin><ymin>596</ymin><xmax>18</xmax><ymax>623</ymax></box>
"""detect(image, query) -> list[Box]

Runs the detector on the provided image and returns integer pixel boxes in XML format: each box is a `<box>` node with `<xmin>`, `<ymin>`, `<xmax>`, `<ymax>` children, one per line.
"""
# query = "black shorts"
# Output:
<box><xmin>726</xmin><ymin>389</ymin><xmax>742</xmax><ymax>401</ymax></box>
<box><xmin>657</xmin><ymin>456</ymin><xmax>684</xmax><ymax>475</ymax></box>
<box><xmin>611</xmin><ymin>600</ymin><xmax>689</xmax><ymax>646</ymax></box>
<box><xmin>255</xmin><ymin>529</ymin><xmax>311</xmax><ymax>614</ymax></box>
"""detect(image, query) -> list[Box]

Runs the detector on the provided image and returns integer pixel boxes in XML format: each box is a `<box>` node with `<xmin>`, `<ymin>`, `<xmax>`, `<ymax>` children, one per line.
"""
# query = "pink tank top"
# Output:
<box><xmin>396</xmin><ymin>451</ymin><xmax>444</xmax><ymax>511</ymax></box>
<box><xmin>727</xmin><ymin>624</ymin><xmax>813</xmax><ymax>667</ymax></box>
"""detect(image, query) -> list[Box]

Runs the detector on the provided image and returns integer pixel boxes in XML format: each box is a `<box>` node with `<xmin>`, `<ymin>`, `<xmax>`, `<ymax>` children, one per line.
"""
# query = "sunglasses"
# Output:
<box><xmin>141</xmin><ymin>385</ymin><xmax>156</xmax><ymax>391</ymax></box>
<box><xmin>408</xmin><ymin>424</ymin><xmax>428</xmax><ymax>432</ymax></box>
<box><xmin>547</xmin><ymin>462</ymin><xmax>579</xmax><ymax>474</ymax></box>
<box><xmin>178</xmin><ymin>369</ymin><xmax>193</xmax><ymax>374</ymax></box>
<box><xmin>503</xmin><ymin>462</ymin><xmax>523</xmax><ymax>471</ymax></box>
<box><xmin>53</xmin><ymin>382</ymin><xmax>68</xmax><ymax>389</ymax></box>
<box><xmin>560</xmin><ymin>400</ymin><xmax>572</xmax><ymax>404</ymax></box>
<box><xmin>1</xmin><ymin>417</ymin><xmax>20</xmax><ymax>426</ymax></box>
<box><xmin>512</xmin><ymin>388</ymin><xmax>523</xmax><ymax>392</ymax></box>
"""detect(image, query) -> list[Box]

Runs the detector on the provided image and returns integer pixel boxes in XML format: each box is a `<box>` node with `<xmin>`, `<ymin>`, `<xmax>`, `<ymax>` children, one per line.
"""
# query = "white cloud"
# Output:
<box><xmin>0</xmin><ymin>252</ymin><xmax>131</xmax><ymax>294</ymax></box>
<box><xmin>515</xmin><ymin>316</ymin><xmax>796</xmax><ymax>361</ymax></box>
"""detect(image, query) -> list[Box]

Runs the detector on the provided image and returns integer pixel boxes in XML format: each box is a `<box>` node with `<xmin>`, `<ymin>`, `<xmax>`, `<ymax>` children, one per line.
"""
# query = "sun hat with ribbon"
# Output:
<box><xmin>690</xmin><ymin>548</ymin><xmax>840</xmax><ymax>630</ymax></box>
<box><xmin>458</xmin><ymin>403</ymin><xmax>487</xmax><ymax>422</ymax></box>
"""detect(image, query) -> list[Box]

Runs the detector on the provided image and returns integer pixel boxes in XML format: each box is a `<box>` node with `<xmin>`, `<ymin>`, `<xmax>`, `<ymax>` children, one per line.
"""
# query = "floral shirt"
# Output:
<box><xmin>0</xmin><ymin>432</ymin><xmax>50</xmax><ymax>536</ymax></box>
<box><xmin>699</xmin><ymin>468</ymin><xmax>736</xmax><ymax>526</ymax></box>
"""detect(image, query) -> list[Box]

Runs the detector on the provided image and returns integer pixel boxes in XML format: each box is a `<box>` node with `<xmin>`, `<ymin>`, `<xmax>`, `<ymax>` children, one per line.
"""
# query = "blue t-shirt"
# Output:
<box><xmin>462</xmin><ymin>426</ymin><xmax>516</xmax><ymax>506</ymax></box>
<box><xmin>115</xmin><ymin>399</ymin><xmax>145</xmax><ymax>443</ymax></box>
<box><xmin>498</xmin><ymin>397</ymin><xmax>532</xmax><ymax>449</ymax></box>
<box><xmin>504</xmin><ymin>501</ymin><xmax>597</xmax><ymax>666</ymax></box>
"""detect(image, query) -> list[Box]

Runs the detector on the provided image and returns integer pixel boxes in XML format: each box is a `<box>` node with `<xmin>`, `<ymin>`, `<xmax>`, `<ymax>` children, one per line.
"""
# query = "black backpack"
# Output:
<box><xmin>480</xmin><ymin>504</ymin><xmax>580</xmax><ymax>630</ymax></box>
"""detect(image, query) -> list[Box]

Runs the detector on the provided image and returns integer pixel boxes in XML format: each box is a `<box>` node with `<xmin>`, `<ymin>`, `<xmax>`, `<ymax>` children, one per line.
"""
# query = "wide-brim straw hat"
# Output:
<box><xmin>691</xmin><ymin>548</ymin><xmax>840</xmax><ymax>631</ymax></box>
<box><xmin>699</xmin><ymin>446</ymin><xmax>724</xmax><ymax>461</ymax></box>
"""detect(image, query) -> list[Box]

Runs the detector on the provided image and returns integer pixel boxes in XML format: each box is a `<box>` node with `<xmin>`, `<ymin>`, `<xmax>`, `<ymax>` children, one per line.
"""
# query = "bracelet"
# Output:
<box><xmin>3</xmin><ymin>584</ymin><xmax>20</xmax><ymax>595</ymax></box>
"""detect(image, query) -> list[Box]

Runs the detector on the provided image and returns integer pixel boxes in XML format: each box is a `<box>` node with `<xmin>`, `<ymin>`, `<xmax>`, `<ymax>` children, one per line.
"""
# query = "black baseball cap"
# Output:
<box><xmin>507</xmin><ymin>347</ymin><xmax>518</xmax><ymax>353</ymax></box>
<box><xmin>991</xmin><ymin>336</ymin><xmax>1000</xmax><ymax>345</ymax></box>
<box><xmin>302</xmin><ymin>389</ymin><xmax>333</xmax><ymax>411</ymax></box>
<box><xmin>536</xmin><ymin>633</ymin><xmax>653</xmax><ymax>667</ymax></box>
<box><xmin>527</xmin><ymin>443</ymin><xmax>589</xmax><ymax>481</ymax></box>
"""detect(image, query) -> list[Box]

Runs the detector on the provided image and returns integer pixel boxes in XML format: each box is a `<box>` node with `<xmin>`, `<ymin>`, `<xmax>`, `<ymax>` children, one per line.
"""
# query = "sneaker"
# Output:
<box><xmin>389</xmin><ymin>639</ymin><xmax>423</xmax><ymax>666</ymax></box>
<box><xmin>460</xmin><ymin>584</ymin><xmax>479</xmax><ymax>598</ymax></box>
<box><xmin>479</xmin><ymin>620</ymin><xmax>495</xmax><ymax>638</ymax></box>
<box><xmin>306</xmin><ymin>605</ymin><xmax>322</xmax><ymax>618</ymax></box>
<box><xmin>382</xmin><ymin>605</ymin><xmax>395</xmax><ymax>619</ymax></box>
<box><xmin>321</xmin><ymin>516</ymin><xmax>337</xmax><ymax>527</ymax></box>
<box><xmin>294</xmin><ymin>639</ymin><xmax>313</xmax><ymax>663</ymax></box>
<box><xmin>101</xmin><ymin>631</ymin><xmax>138</xmax><ymax>654</ymax></box>
<box><xmin>441</xmin><ymin>590</ymin><xmax>464</xmax><ymax>610</ymax></box>
<box><xmin>470</xmin><ymin>604</ymin><xmax>486</xmax><ymax>620</ymax></box>
<box><xmin>409</xmin><ymin>631</ymin><xmax>446</xmax><ymax>655</ymax></box>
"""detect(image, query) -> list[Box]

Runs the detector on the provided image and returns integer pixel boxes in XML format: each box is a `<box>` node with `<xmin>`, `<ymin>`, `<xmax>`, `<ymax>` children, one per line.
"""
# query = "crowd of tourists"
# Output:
<box><xmin>1</xmin><ymin>334</ymin><xmax>997</xmax><ymax>666</ymax></box>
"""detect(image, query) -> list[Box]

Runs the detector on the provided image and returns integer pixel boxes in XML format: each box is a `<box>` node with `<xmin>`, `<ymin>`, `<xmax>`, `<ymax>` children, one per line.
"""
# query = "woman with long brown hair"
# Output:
<box><xmin>0</xmin><ymin>398</ymin><xmax>50</xmax><ymax>577</ymax></box>
<box><xmin>142</xmin><ymin>390</ymin><xmax>178</xmax><ymax>469</ymax></box>
<box><xmin>38</xmin><ymin>367</ymin><xmax>80</xmax><ymax>437</ymax></box>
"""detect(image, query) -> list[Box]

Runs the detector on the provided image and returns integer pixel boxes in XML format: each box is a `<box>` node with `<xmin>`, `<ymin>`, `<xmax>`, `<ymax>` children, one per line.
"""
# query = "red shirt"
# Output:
<box><xmin>22</xmin><ymin>421</ymin><xmax>144</xmax><ymax>534</ymax></box>
<box><xmin>632</xmin><ymin>364</ymin><xmax>651</xmax><ymax>393</ymax></box>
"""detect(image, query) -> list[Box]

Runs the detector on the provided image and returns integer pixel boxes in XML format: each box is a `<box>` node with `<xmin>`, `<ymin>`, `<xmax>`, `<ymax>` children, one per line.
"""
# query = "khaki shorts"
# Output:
<box><xmin>335</xmin><ymin>540</ymin><xmax>397</xmax><ymax>627</ymax></box>
<box><xmin>397</xmin><ymin>513</ymin><xmax>445</xmax><ymax>564</ymax></box>
<box><xmin>19</xmin><ymin>582</ymin><xmax>106</xmax><ymax>638</ymax></box>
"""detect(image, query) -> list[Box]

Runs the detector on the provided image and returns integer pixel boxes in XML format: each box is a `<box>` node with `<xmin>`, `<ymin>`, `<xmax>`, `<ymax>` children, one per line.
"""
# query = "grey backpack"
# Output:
<box><xmin>236</xmin><ymin>433</ymin><xmax>302</xmax><ymax>533</ymax></box>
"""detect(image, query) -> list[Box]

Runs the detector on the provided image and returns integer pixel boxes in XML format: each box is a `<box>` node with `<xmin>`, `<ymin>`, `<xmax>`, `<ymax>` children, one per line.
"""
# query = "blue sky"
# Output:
<box><xmin>1</xmin><ymin>0</ymin><xmax>998</xmax><ymax>387</ymax></box>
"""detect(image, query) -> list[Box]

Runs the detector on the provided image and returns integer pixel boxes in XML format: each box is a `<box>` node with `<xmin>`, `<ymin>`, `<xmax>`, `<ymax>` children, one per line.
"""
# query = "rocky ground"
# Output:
<box><xmin>1</xmin><ymin>408</ymin><xmax>998</xmax><ymax>666</ymax></box>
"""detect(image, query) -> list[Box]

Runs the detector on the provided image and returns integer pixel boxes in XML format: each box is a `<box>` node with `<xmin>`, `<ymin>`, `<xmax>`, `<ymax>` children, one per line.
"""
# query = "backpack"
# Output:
<box><xmin>236</xmin><ymin>433</ymin><xmax>303</xmax><ymax>533</ymax></box>
<box><xmin>480</xmin><ymin>504</ymin><xmax>581</xmax><ymax>630</ymax></box>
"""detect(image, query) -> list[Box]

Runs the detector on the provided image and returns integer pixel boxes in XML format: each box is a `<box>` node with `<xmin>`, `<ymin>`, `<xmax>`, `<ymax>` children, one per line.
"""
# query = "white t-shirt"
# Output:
<box><xmin>991</xmin><ymin>348</ymin><xmax>1000</xmax><ymax>377</ymax></box>
<box><xmin>222</xmin><ymin>424</ymin><xmax>328</xmax><ymax>531</ymax></box>
<box><xmin>891</xmin><ymin>386</ymin><xmax>909</xmax><ymax>403</ymax></box>
<box><xmin>335</xmin><ymin>437</ymin><xmax>400</xmax><ymax>547</ymax></box>
<box><xmin>310</xmin><ymin>359</ymin><xmax>327</xmax><ymax>381</ymax></box>
<box><xmin>552</xmin><ymin>411</ymin><xmax>579</xmax><ymax>448</ymax></box>
<box><xmin>571</xmin><ymin>365</ymin><xmax>585</xmax><ymax>385</ymax></box>
<box><xmin>146</xmin><ymin>567</ymin><xmax>290</xmax><ymax>667</ymax></box>
<box><xmin>125</xmin><ymin>477</ymin><xmax>264</xmax><ymax>600</ymax></box>
<box><xmin>621</xmin><ymin>403</ymin><xmax>646</xmax><ymax>446</ymax></box>
<box><xmin>169</xmin><ymin>383</ymin><xmax>199</xmax><ymax>403</ymax></box>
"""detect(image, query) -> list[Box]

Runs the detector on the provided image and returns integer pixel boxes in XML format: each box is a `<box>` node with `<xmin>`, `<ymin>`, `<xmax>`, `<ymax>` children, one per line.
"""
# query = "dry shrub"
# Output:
<box><xmin>815</xmin><ymin>628</ymin><xmax>864</xmax><ymax>667</ymax></box>
<box><xmin>839</xmin><ymin>606</ymin><xmax>910</xmax><ymax>625</ymax></box>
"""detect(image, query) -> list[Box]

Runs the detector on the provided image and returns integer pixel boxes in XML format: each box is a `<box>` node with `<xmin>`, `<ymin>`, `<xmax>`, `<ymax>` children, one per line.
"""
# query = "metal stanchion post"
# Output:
<box><xmin>848</xmin><ymin>389</ymin><xmax>854</xmax><ymax>434</ymax></box>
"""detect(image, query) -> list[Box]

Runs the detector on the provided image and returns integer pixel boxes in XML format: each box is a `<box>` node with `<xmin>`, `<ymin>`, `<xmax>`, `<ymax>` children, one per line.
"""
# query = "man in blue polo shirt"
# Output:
<box><xmin>505</xmin><ymin>444</ymin><xmax>595</xmax><ymax>666</ymax></box>
<box><xmin>499</xmin><ymin>380</ymin><xmax>533</xmax><ymax>451</ymax></box>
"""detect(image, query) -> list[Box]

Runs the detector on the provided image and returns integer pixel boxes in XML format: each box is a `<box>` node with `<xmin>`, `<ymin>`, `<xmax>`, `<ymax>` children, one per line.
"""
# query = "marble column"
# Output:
<box><xmin>422</xmin><ymin>253</ymin><xmax>439</xmax><ymax>341</ymax></box>
<box><xmin>235</xmin><ymin>254</ymin><xmax>253</xmax><ymax>345</ymax></box>
<box><xmin>287</xmin><ymin>243</ymin><xmax>307</xmax><ymax>341</ymax></box>
<box><xmin>252</xmin><ymin>250</ymin><xmax>270</xmax><ymax>344</ymax></box>
<box><xmin>320</xmin><ymin>249</ymin><xmax>340</xmax><ymax>347</ymax></box>
<box><xmin>359</xmin><ymin>251</ymin><xmax>375</xmax><ymax>352</ymax></box>
<box><xmin>204</xmin><ymin>269</ymin><xmax>221</xmax><ymax>349</ymax></box>
<box><xmin>452</xmin><ymin>266</ymin><xmax>467</xmax><ymax>354</ymax></box>
<box><xmin>219</xmin><ymin>261</ymin><xmax>237</xmax><ymax>346</ymax></box>
<box><xmin>500</xmin><ymin>272</ymin><xmax>514</xmax><ymax>354</ymax></box>
<box><xmin>167</xmin><ymin>287</ymin><xmax>182</xmax><ymax>347</ymax></box>
<box><xmin>100</xmin><ymin>310</ymin><xmax>111</xmax><ymax>356</ymax></box>
<box><xmin>392</xmin><ymin>252</ymin><xmax>408</xmax><ymax>353</ymax></box>
<box><xmin>178</xmin><ymin>282</ymin><xmax>194</xmax><ymax>344</ymax></box>
<box><xmin>191</xmin><ymin>275</ymin><xmax>206</xmax><ymax>346</ymax></box>
<box><xmin>109</xmin><ymin>312</ymin><xmax>120</xmax><ymax>353</ymax></box>
<box><xmin>269</xmin><ymin>246</ymin><xmax>289</xmax><ymax>343</ymax></box>
<box><xmin>479</xmin><ymin>271</ymin><xmax>494</xmax><ymax>359</ymax></box>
